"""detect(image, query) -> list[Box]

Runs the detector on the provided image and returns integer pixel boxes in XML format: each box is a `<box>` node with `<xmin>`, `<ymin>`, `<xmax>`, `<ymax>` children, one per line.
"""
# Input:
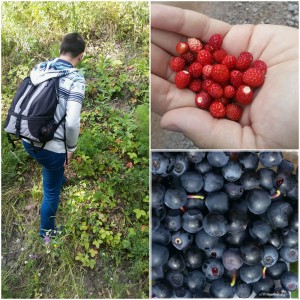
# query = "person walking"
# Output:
<box><xmin>22</xmin><ymin>33</ymin><xmax>86</xmax><ymax>237</ymax></box>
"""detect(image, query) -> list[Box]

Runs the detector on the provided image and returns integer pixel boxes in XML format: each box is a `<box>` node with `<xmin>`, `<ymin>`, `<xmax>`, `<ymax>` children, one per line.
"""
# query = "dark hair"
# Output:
<box><xmin>60</xmin><ymin>33</ymin><xmax>85</xmax><ymax>57</ymax></box>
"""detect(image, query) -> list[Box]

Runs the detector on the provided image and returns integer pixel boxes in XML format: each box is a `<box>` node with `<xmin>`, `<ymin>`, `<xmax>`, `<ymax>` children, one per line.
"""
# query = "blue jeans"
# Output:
<box><xmin>23</xmin><ymin>141</ymin><xmax>66</xmax><ymax>236</ymax></box>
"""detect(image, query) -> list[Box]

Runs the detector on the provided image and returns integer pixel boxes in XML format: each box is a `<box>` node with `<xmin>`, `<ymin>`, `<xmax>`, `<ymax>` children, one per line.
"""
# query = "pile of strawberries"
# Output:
<box><xmin>169</xmin><ymin>34</ymin><xmax>267</xmax><ymax>121</ymax></box>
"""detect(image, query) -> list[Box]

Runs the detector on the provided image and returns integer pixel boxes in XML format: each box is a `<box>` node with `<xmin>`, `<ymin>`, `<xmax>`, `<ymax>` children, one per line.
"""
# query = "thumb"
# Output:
<box><xmin>160</xmin><ymin>107</ymin><xmax>256</xmax><ymax>149</ymax></box>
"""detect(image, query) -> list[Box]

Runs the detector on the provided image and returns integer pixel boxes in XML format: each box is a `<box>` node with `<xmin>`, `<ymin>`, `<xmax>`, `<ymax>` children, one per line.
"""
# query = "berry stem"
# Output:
<box><xmin>271</xmin><ymin>190</ymin><xmax>281</xmax><ymax>199</ymax></box>
<box><xmin>262</xmin><ymin>266</ymin><xmax>267</xmax><ymax>279</ymax></box>
<box><xmin>230</xmin><ymin>271</ymin><xmax>236</xmax><ymax>287</ymax></box>
<box><xmin>187</xmin><ymin>195</ymin><xmax>205</xmax><ymax>200</ymax></box>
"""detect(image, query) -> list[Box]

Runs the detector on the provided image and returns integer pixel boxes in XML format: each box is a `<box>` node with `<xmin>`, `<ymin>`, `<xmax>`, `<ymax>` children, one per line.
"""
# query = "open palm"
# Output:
<box><xmin>151</xmin><ymin>4</ymin><xmax>298</xmax><ymax>149</ymax></box>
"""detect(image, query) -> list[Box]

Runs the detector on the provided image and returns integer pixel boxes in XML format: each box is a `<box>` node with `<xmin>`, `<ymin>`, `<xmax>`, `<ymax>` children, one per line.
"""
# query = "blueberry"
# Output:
<box><xmin>152</xmin><ymin>152</ymin><xmax>174</xmax><ymax>176</ymax></box>
<box><xmin>164</xmin><ymin>185</ymin><xmax>187</xmax><ymax>209</ymax></box>
<box><xmin>236</xmin><ymin>281</ymin><xmax>253</xmax><ymax>298</ymax></box>
<box><xmin>266</xmin><ymin>261</ymin><xmax>288</xmax><ymax>280</ymax></box>
<box><xmin>289</xmin><ymin>213</ymin><xmax>298</xmax><ymax>231</ymax></box>
<box><xmin>259</xmin><ymin>152</ymin><xmax>283</xmax><ymax>168</ymax></box>
<box><xmin>209</xmin><ymin>278</ymin><xmax>234</xmax><ymax>298</ymax></box>
<box><xmin>152</xmin><ymin>266</ymin><xmax>164</xmax><ymax>280</ymax></box>
<box><xmin>185</xmin><ymin>196</ymin><xmax>206</xmax><ymax>210</ymax></box>
<box><xmin>205</xmin><ymin>191</ymin><xmax>229</xmax><ymax>214</ymax></box>
<box><xmin>186</xmin><ymin>270</ymin><xmax>206</xmax><ymax>293</ymax></box>
<box><xmin>224</xmin><ymin>182</ymin><xmax>244</xmax><ymax>200</ymax></box>
<box><xmin>207</xmin><ymin>152</ymin><xmax>230</xmax><ymax>167</ymax></box>
<box><xmin>246</xmin><ymin>188</ymin><xmax>271</xmax><ymax>214</ymax></box>
<box><xmin>281</xmin><ymin>227</ymin><xmax>298</xmax><ymax>247</ymax></box>
<box><xmin>222</xmin><ymin>161</ymin><xmax>243</xmax><ymax>182</ymax></box>
<box><xmin>274</xmin><ymin>172</ymin><xmax>294</xmax><ymax>194</ymax></box>
<box><xmin>171</xmin><ymin>230</ymin><xmax>193</xmax><ymax>251</ymax></box>
<box><xmin>267</xmin><ymin>200</ymin><xmax>293</xmax><ymax>229</ymax></box>
<box><xmin>240</xmin><ymin>264</ymin><xmax>262</xmax><ymax>284</ymax></box>
<box><xmin>280</xmin><ymin>245</ymin><xmax>298</xmax><ymax>263</ymax></box>
<box><xmin>281</xmin><ymin>271</ymin><xmax>298</xmax><ymax>291</ymax></box>
<box><xmin>165</xmin><ymin>270</ymin><xmax>185</xmax><ymax>288</ymax></box>
<box><xmin>195</xmin><ymin>159</ymin><xmax>213</xmax><ymax>174</ymax></box>
<box><xmin>240</xmin><ymin>170</ymin><xmax>260</xmax><ymax>190</ymax></box>
<box><xmin>184</xmin><ymin>247</ymin><xmax>205</xmax><ymax>269</ymax></box>
<box><xmin>152</xmin><ymin>182</ymin><xmax>166</xmax><ymax>208</ymax></box>
<box><xmin>165</xmin><ymin>209</ymin><xmax>182</xmax><ymax>232</ymax></box>
<box><xmin>240</xmin><ymin>242</ymin><xmax>264</xmax><ymax>265</ymax></box>
<box><xmin>225</xmin><ymin>229</ymin><xmax>249</xmax><ymax>247</ymax></box>
<box><xmin>202</xmin><ymin>258</ymin><xmax>224</xmax><ymax>280</ymax></box>
<box><xmin>249</xmin><ymin>220</ymin><xmax>272</xmax><ymax>244</ymax></box>
<box><xmin>261</xmin><ymin>245</ymin><xmax>279</xmax><ymax>267</ymax></box>
<box><xmin>152</xmin><ymin>243</ymin><xmax>169</xmax><ymax>267</ymax></box>
<box><xmin>172</xmin><ymin>287</ymin><xmax>193</xmax><ymax>298</ymax></box>
<box><xmin>203</xmin><ymin>171</ymin><xmax>224</xmax><ymax>192</ymax></box>
<box><xmin>253</xmin><ymin>276</ymin><xmax>275</xmax><ymax>295</ymax></box>
<box><xmin>226</xmin><ymin>209</ymin><xmax>248</xmax><ymax>234</ymax></box>
<box><xmin>167</xmin><ymin>253</ymin><xmax>186</xmax><ymax>272</ymax></box>
<box><xmin>268</xmin><ymin>230</ymin><xmax>284</xmax><ymax>249</ymax></box>
<box><xmin>152</xmin><ymin>282</ymin><xmax>172</xmax><ymax>298</ymax></box>
<box><xmin>152</xmin><ymin>215</ymin><xmax>160</xmax><ymax>232</ymax></box>
<box><xmin>205</xmin><ymin>241</ymin><xmax>227</xmax><ymax>259</ymax></box>
<box><xmin>152</xmin><ymin>224</ymin><xmax>171</xmax><ymax>245</ymax></box>
<box><xmin>238</xmin><ymin>152</ymin><xmax>259</xmax><ymax>170</ymax></box>
<box><xmin>185</xmin><ymin>151</ymin><xmax>206</xmax><ymax>164</ymax></box>
<box><xmin>203</xmin><ymin>212</ymin><xmax>228</xmax><ymax>237</ymax></box>
<box><xmin>222</xmin><ymin>248</ymin><xmax>243</xmax><ymax>271</ymax></box>
<box><xmin>172</xmin><ymin>153</ymin><xmax>189</xmax><ymax>176</ymax></box>
<box><xmin>182</xmin><ymin>209</ymin><xmax>203</xmax><ymax>233</ymax></box>
<box><xmin>180</xmin><ymin>171</ymin><xmax>204</xmax><ymax>193</ymax></box>
<box><xmin>195</xmin><ymin>228</ymin><xmax>219</xmax><ymax>251</ymax></box>
<box><xmin>278</xmin><ymin>159</ymin><xmax>294</xmax><ymax>174</ymax></box>
<box><xmin>258</xmin><ymin>168</ymin><xmax>276</xmax><ymax>191</ymax></box>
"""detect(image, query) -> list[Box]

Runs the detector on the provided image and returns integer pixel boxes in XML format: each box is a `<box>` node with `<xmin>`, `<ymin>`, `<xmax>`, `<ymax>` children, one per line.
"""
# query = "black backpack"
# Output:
<box><xmin>4</xmin><ymin>76</ymin><xmax>66</xmax><ymax>149</ymax></box>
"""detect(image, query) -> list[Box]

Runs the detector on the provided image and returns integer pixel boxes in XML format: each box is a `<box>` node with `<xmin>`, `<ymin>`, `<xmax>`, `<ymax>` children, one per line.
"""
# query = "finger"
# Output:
<box><xmin>160</xmin><ymin>107</ymin><xmax>257</xmax><ymax>149</ymax></box>
<box><xmin>152</xmin><ymin>28</ymin><xmax>187</xmax><ymax>56</ymax></box>
<box><xmin>151</xmin><ymin>4</ymin><xmax>231</xmax><ymax>42</ymax></box>
<box><xmin>151</xmin><ymin>43</ymin><xmax>173</xmax><ymax>80</ymax></box>
<box><xmin>151</xmin><ymin>74</ymin><xmax>196</xmax><ymax>116</ymax></box>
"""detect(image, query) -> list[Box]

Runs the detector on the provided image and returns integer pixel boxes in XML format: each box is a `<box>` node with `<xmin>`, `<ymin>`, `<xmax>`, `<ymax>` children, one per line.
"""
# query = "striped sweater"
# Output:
<box><xmin>26</xmin><ymin>58</ymin><xmax>85</xmax><ymax>153</ymax></box>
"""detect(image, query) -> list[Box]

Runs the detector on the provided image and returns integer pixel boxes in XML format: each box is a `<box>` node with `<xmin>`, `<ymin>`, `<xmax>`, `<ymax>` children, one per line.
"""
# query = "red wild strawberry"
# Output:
<box><xmin>209</xmin><ymin>101</ymin><xmax>226</xmax><ymax>118</ymax></box>
<box><xmin>208</xmin><ymin>82</ymin><xmax>223</xmax><ymax>98</ymax></box>
<box><xmin>189</xmin><ymin>79</ymin><xmax>202</xmax><ymax>93</ymax></box>
<box><xmin>176</xmin><ymin>42</ymin><xmax>189</xmax><ymax>55</ymax></box>
<box><xmin>236</xmin><ymin>85</ymin><xmax>254</xmax><ymax>105</ymax></box>
<box><xmin>169</xmin><ymin>57</ymin><xmax>186</xmax><ymax>72</ymax></box>
<box><xmin>202</xmin><ymin>79</ymin><xmax>213</xmax><ymax>92</ymax></box>
<box><xmin>252</xmin><ymin>60</ymin><xmax>267</xmax><ymax>75</ymax></box>
<box><xmin>226</xmin><ymin>103</ymin><xmax>243</xmax><ymax>121</ymax></box>
<box><xmin>188</xmin><ymin>62</ymin><xmax>203</xmax><ymax>78</ymax></box>
<box><xmin>197</xmin><ymin>49</ymin><xmax>213</xmax><ymax>65</ymax></box>
<box><xmin>243</xmin><ymin>67</ymin><xmax>265</xmax><ymax>87</ymax></box>
<box><xmin>230</xmin><ymin>70</ymin><xmax>243</xmax><ymax>88</ymax></box>
<box><xmin>236</xmin><ymin>51</ymin><xmax>253</xmax><ymax>70</ymax></box>
<box><xmin>195</xmin><ymin>91</ymin><xmax>212</xmax><ymax>109</ymax></box>
<box><xmin>211</xmin><ymin>64</ymin><xmax>230</xmax><ymax>84</ymax></box>
<box><xmin>222</xmin><ymin>55</ymin><xmax>237</xmax><ymax>70</ymax></box>
<box><xmin>213</xmin><ymin>48</ymin><xmax>227</xmax><ymax>63</ymax></box>
<box><xmin>223</xmin><ymin>85</ymin><xmax>236</xmax><ymax>99</ymax></box>
<box><xmin>175</xmin><ymin>70</ymin><xmax>191</xmax><ymax>89</ymax></box>
<box><xmin>203</xmin><ymin>65</ymin><xmax>213</xmax><ymax>78</ymax></box>
<box><xmin>180</xmin><ymin>51</ymin><xmax>195</xmax><ymax>65</ymax></box>
<box><xmin>188</xmin><ymin>38</ymin><xmax>202</xmax><ymax>52</ymax></box>
<box><xmin>208</xmin><ymin>34</ymin><xmax>223</xmax><ymax>50</ymax></box>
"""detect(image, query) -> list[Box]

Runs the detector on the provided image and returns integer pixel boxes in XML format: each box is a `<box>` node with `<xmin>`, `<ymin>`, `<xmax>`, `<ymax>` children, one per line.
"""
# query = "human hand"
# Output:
<box><xmin>151</xmin><ymin>4</ymin><xmax>299</xmax><ymax>149</ymax></box>
<box><xmin>64</xmin><ymin>152</ymin><xmax>74</xmax><ymax>168</ymax></box>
